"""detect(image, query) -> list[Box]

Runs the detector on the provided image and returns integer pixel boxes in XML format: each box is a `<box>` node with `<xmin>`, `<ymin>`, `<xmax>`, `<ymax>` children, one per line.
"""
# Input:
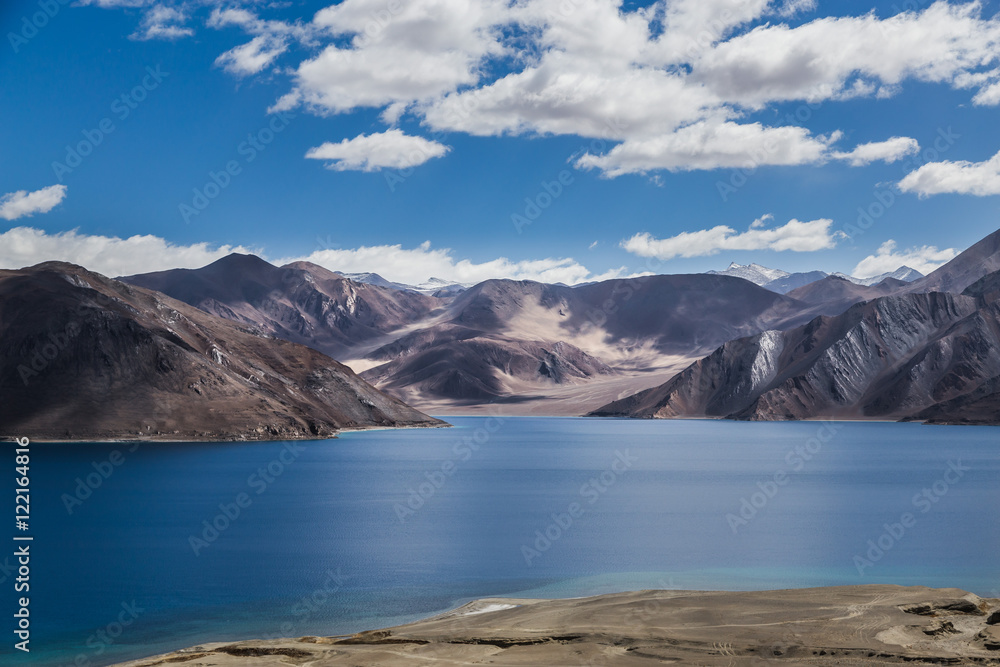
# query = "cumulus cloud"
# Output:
<box><xmin>576</xmin><ymin>121</ymin><xmax>835</xmax><ymax>175</ymax></box>
<box><xmin>305</xmin><ymin>130</ymin><xmax>450</xmax><ymax>172</ymax></box>
<box><xmin>131</xmin><ymin>5</ymin><xmax>193</xmax><ymax>41</ymax></box>
<box><xmin>215</xmin><ymin>35</ymin><xmax>288</xmax><ymax>76</ymax></box>
<box><xmin>852</xmin><ymin>240</ymin><xmax>959</xmax><ymax>278</ymax></box>
<box><xmin>777</xmin><ymin>0</ymin><xmax>817</xmax><ymax>18</ymax></box>
<box><xmin>0</xmin><ymin>229</ymin><xmax>622</xmax><ymax>286</ymax></box>
<box><xmin>832</xmin><ymin>136</ymin><xmax>920</xmax><ymax>166</ymax></box>
<box><xmin>287</xmin><ymin>0</ymin><xmax>507</xmax><ymax>114</ymax></box>
<box><xmin>279</xmin><ymin>241</ymin><xmax>628</xmax><ymax>286</ymax></box>
<box><xmin>898</xmin><ymin>149</ymin><xmax>1000</xmax><ymax>196</ymax></box>
<box><xmin>90</xmin><ymin>0</ymin><xmax>1000</xmax><ymax>175</ymax></box>
<box><xmin>621</xmin><ymin>218</ymin><xmax>841</xmax><ymax>260</ymax></box>
<box><xmin>0</xmin><ymin>228</ymin><xmax>256</xmax><ymax>277</ymax></box>
<box><xmin>0</xmin><ymin>185</ymin><xmax>67</xmax><ymax>221</ymax></box>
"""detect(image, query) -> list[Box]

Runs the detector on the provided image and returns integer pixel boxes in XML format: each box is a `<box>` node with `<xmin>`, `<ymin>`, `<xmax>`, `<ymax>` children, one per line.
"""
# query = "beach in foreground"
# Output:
<box><xmin>113</xmin><ymin>585</ymin><xmax>1000</xmax><ymax>666</ymax></box>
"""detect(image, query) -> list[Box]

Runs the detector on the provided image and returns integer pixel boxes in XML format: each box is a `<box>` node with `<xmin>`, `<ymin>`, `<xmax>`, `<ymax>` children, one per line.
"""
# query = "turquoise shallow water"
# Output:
<box><xmin>5</xmin><ymin>417</ymin><xmax>999</xmax><ymax>666</ymax></box>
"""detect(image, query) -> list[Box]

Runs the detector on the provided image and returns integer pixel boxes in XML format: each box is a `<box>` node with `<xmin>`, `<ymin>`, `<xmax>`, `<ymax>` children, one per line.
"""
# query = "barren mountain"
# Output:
<box><xmin>760</xmin><ymin>270</ymin><xmax>828</xmax><ymax>294</ymax></box>
<box><xmin>0</xmin><ymin>262</ymin><xmax>443</xmax><ymax>441</ymax></box>
<box><xmin>906</xmin><ymin>227</ymin><xmax>1000</xmax><ymax>294</ymax></box>
<box><xmin>354</xmin><ymin>274</ymin><xmax>809</xmax><ymax>407</ymax></box>
<box><xmin>122</xmin><ymin>257</ymin><xmax>810</xmax><ymax>411</ymax></box>
<box><xmin>785</xmin><ymin>274</ymin><xmax>907</xmax><ymax>318</ymax></box>
<box><xmin>591</xmin><ymin>291</ymin><xmax>1000</xmax><ymax>424</ymax></box>
<box><xmin>121</xmin><ymin>254</ymin><xmax>443</xmax><ymax>359</ymax></box>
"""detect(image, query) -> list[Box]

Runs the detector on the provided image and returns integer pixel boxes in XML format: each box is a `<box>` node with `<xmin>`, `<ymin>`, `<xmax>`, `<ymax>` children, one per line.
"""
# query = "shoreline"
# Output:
<box><xmin>111</xmin><ymin>585</ymin><xmax>1000</xmax><ymax>666</ymax></box>
<box><xmin>12</xmin><ymin>420</ymin><xmax>451</xmax><ymax>444</ymax></box>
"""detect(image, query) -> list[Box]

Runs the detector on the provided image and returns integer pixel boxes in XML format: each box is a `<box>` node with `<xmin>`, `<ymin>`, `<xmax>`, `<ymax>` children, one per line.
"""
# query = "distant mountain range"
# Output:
<box><xmin>123</xmin><ymin>262</ymin><xmax>811</xmax><ymax>411</ymax></box>
<box><xmin>340</xmin><ymin>272</ymin><xmax>470</xmax><ymax>297</ymax></box>
<box><xmin>708</xmin><ymin>262</ymin><xmax>923</xmax><ymax>294</ymax></box>
<box><xmin>593</xmin><ymin>229</ymin><xmax>1000</xmax><ymax>425</ymax></box>
<box><xmin>4</xmin><ymin>227</ymin><xmax>999</xmax><ymax>436</ymax></box>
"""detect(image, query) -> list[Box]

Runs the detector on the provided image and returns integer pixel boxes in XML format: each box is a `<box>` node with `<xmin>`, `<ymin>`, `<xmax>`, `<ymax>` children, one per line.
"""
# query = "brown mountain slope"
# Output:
<box><xmin>0</xmin><ymin>262</ymin><xmax>443</xmax><ymax>441</ymax></box>
<box><xmin>120</xmin><ymin>254</ymin><xmax>443</xmax><ymax>360</ymax></box>
<box><xmin>905</xmin><ymin>227</ymin><xmax>1000</xmax><ymax>294</ymax></box>
<box><xmin>785</xmin><ymin>274</ymin><xmax>903</xmax><ymax>318</ymax></box>
<box><xmin>356</xmin><ymin>274</ymin><xmax>808</xmax><ymax>405</ymax></box>
<box><xmin>591</xmin><ymin>291</ymin><xmax>1000</xmax><ymax>424</ymax></box>
<box><xmin>122</xmin><ymin>259</ymin><xmax>808</xmax><ymax>410</ymax></box>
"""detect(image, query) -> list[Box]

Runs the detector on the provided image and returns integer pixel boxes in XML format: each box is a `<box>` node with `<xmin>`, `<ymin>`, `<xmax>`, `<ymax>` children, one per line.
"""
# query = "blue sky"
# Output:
<box><xmin>2</xmin><ymin>0</ymin><xmax>1000</xmax><ymax>284</ymax></box>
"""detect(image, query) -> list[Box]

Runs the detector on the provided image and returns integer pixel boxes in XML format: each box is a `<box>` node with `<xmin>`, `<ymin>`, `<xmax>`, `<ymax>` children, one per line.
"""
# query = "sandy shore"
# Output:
<box><xmin>112</xmin><ymin>585</ymin><xmax>1000</xmax><ymax>665</ymax></box>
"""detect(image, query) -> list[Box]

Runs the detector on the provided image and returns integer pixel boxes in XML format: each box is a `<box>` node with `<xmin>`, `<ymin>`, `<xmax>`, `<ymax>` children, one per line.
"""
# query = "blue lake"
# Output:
<box><xmin>5</xmin><ymin>417</ymin><xmax>999</xmax><ymax>666</ymax></box>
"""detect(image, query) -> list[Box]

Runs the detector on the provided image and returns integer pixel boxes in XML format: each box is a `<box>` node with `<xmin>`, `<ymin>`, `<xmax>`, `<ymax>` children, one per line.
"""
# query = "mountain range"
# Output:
<box><xmin>121</xmin><ymin>262</ymin><xmax>819</xmax><ymax>413</ymax></box>
<box><xmin>340</xmin><ymin>272</ymin><xmax>470</xmax><ymax>297</ymax></box>
<box><xmin>0</xmin><ymin>262</ymin><xmax>442</xmax><ymax>440</ymax></box>
<box><xmin>708</xmin><ymin>262</ymin><xmax>923</xmax><ymax>294</ymax></box>
<box><xmin>3</xmin><ymin>228</ymin><xmax>999</xmax><ymax>438</ymax></box>
<box><xmin>592</xmin><ymin>230</ymin><xmax>1000</xmax><ymax>425</ymax></box>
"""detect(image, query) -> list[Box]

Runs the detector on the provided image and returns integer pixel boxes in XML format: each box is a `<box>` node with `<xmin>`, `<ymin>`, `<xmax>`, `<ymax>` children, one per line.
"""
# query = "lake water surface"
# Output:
<box><xmin>7</xmin><ymin>417</ymin><xmax>999</xmax><ymax>666</ymax></box>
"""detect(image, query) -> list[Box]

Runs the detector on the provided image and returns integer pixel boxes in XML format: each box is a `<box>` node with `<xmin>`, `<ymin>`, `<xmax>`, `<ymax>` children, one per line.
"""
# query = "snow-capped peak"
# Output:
<box><xmin>708</xmin><ymin>262</ymin><xmax>791</xmax><ymax>286</ymax></box>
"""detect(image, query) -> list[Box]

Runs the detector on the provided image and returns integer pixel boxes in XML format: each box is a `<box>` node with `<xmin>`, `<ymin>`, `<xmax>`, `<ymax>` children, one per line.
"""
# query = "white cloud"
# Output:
<box><xmin>305</xmin><ymin>130</ymin><xmax>450</xmax><ymax>172</ymax></box>
<box><xmin>0</xmin><ymin>185</ymin><xmax>67</xmax><ymax>221</ymax></box>
<box><xmin>215</xmin><ymin>35</ymin><xmax>288</xmax><ymax>76</ymax></box>
<box><xmin>575</xmin><ymin>120</ymin><xmax>835</xmax><ymax>175</ymax></box>
<box><xmin>286</xmin><ymin>0</ymin><xmax>508</xmax><ymax>114</ymax></box>
<box><xmin>777</xmin><ymin>0</ymin><xmax>817</xmax><ymax>18</ymax></box>
<box><xmin>90</xmin><ymin>0</ymin><xmax>1000</xmax><ymax>176</ymax></box>
<box><xmin>832</xmin><ymin>136</ymin><xmax>920</xmax><ymax>167</ymax></box>
<box><xmin>852</xmin><ymin>240</ymin><xmax>959</xmax><ymax>278</ymax></box>
<box><xmin>0</xmin><ymin>229</ymin><xmax>622</xmax><ymax>286</ymax></box>
<box><xmin>131</xmin><ymin>5</ymin><xmax>193</xmax><ymax>41</ymax></box>
<box><xmin>692</xmin><ymin>2</ymin><xmax>1000</xmax><ymax>108</ymax></box>
<box><xmin>898</xmin><ymin>149</ymin><xmax>1000</xmax><ymax>196</ymax></box>
<box><xmin>0</xmin><ymin>228</ymin><xmax>256</xmax><ymax>277</ymax></box>
<box><xmin>750</xmin><ymin>213</ymin><xmax>773</xmax><ymax>229</ymax></box>
<box><xmin>621</xmin><ymin>218</ymin><xmax>841</xmax><ymax>260</ymax></box>
<box><xmin>280</xmin><ymin>241</ymin><xmax>628</xmax><ymax>286</ymax></box>
<box><xmin>972</xmin><ymin>80</ymin><xmax>1000</xmax><ymax>105</ymax></box>
<box><xmin>206</xmin><ymin>7</ymin><xmax>315</xmax><ymax>43</ymax></box>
